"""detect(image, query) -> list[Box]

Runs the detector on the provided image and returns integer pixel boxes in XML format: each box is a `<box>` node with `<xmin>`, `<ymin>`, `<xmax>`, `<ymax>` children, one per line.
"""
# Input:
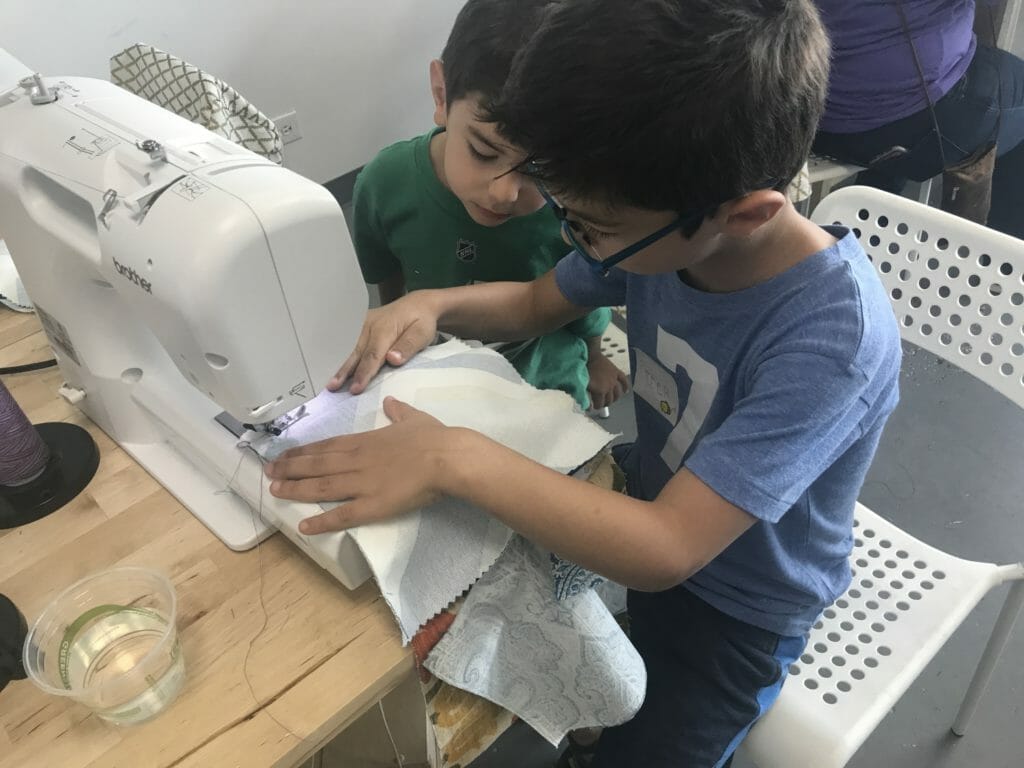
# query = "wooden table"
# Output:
<box><xmin>0</xmin><ymin>308</ymin><xmax>415</xmax><ymax>768</ymax></box>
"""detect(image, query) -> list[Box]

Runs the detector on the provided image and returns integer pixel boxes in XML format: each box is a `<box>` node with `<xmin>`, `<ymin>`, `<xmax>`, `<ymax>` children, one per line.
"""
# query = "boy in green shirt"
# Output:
<box><xmin>347</xmin><ymin>0</ymin><xmax>627</xmax><ymax>411</ymax></box>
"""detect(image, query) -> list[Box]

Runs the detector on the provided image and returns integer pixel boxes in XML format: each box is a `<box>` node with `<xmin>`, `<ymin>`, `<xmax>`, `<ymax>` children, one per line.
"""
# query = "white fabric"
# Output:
<box><xmin>251</xmin><ymin>340</ymin><xmax>642</xmax><ymax>741</ymax></box>
<box><xmin>251</xmin><ymin>340</ymin><xmax>613</xmax><ymax>641</ymax></box>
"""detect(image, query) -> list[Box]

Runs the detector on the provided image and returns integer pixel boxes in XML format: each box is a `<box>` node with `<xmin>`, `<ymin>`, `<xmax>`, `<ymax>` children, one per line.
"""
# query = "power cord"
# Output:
<box><xmin>0</xmin><ymin>359</ymin><xmax>57</xmax><ymax>375</ymax></box>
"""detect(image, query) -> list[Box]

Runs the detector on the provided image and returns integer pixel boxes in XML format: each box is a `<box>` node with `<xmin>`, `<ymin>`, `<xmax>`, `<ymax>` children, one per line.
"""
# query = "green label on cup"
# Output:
<box><xmin>58</xmin><ymin>604</ymin><xmax>168</xmax><ymax>690</ymax></box>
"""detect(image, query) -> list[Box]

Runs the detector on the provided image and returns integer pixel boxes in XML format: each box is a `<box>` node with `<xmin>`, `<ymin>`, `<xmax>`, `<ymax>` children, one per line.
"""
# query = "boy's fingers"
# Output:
<box><xmin>350</xmin><ymin>348</ymin><xmax>388</xmax><ymax>394</ymax></box>
<box><xmin>388</xmin><ymin>322</ymin><xmax>435</xmax><ymax>366</ymax></box>
<box><xmin>299</xmin><ymin>501</ymin><xmax>382</xmax><ymax>534</ymax></box>
<box><xmin>298</xmin><ymin>504</ymin><xmax>356</xmax><ymax>534</ymax></box>
<box><xmin>382</xmin><ymin>396</ymin><xmax>416</xmax><ymax>423</ymax></box>
<box><xmin>350</xmin><ymin>323</ymin><xmax>401</xmax><ymax>392</ymax></box>
<box><xmin>265</xmin><ymin>451</ymin><xmax>353</xmax><ymax>480</ymax></box>
<box><xmin>268</xmin><ymin>472</ymin><xmax>358</xmax><ymax>503</ymax></box>
<box><xmin>329</xmin><ymin>349</ymin><xmax>361</xmax><ymax>390</ymax></box>
<box><xmin>328</xmin><ymin>322</ymin><xmax>374</xmax><ymax>390</ymax></box>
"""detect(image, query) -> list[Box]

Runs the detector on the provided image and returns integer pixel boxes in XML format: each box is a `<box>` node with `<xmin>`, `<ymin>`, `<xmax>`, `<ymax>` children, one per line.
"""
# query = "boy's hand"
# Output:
<box><xmin>328</xmin><ymin>295</ymin><xmax>440</xmax><ymax>394</ymax></box>
<box><xmin>265</xmin><ymin>396</ymin><xmax>457</xmax><ymax>533</ymax></box>
<box><xmin>586</xmin><ymin>350</ymin><xmax>629</xmax><ymax>410</ymax></box>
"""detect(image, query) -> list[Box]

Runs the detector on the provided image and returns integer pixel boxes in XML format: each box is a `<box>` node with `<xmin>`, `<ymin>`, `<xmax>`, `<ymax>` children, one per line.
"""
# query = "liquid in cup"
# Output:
<box><xmin>23</xmin><ymin>566</ymin><xmax>185</xmax><ymax>724</ymax></box>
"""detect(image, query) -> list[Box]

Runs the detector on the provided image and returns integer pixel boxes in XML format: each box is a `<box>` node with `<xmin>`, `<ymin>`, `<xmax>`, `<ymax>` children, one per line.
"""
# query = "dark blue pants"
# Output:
<box><xmin>591</xmin><ymin>587</ymin><xmax>805</xmax><ymax>768</ymax></box>
<box><xmin>813</xmin><ymin>43</ymin><xmax>1024</xmax><ymax>239</ymax></box>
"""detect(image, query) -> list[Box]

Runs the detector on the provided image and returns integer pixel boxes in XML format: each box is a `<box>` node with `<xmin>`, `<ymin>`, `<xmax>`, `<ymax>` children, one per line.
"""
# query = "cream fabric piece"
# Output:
<box><xmin>251</xmin><ymin>340</ymin><xmax>613</xmax><ymax>642</ymax></box>
<box><xmin>252</xmin><ymin>341</ymin><xmax>640</xmax><ymax>741</ymax></box>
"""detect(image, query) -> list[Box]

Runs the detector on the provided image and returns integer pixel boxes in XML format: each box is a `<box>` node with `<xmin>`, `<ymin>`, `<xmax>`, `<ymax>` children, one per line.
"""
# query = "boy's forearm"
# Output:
<box><xmin>425</xmin><ymin>271</ymin><xmax>588</xmax><ymax>342</ymax></box>
<box><xmin>437</xmin><ymin>428</ymin><xmax>696</xmax><ymax>591</ymax></box>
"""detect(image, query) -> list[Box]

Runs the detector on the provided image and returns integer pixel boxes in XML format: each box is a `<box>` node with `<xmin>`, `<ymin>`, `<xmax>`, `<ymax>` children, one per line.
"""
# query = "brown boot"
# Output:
<box><xmin>942</xmin><ymin>142</ymin><xmax>997</xmax><ymax>225</ymax></box>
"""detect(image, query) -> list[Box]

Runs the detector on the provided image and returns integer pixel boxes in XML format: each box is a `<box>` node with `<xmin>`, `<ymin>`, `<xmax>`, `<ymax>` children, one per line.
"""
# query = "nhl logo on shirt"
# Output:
<box><xmin>456</xmin><ymin>238</ymin><xmax>477</xmax><ymax>262</ymax></box>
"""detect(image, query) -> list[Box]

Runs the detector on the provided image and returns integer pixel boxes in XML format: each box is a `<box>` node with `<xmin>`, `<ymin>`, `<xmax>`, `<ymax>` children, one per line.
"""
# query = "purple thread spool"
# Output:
<box><xmin>0</xmin><ymin>379</ymin><xmax>49</xmax><ymax>485</ymax></box>
<box><xmin>0</xmin><ymin>377</ymin><xmax>98</xmax><ymax>529</ymax></box>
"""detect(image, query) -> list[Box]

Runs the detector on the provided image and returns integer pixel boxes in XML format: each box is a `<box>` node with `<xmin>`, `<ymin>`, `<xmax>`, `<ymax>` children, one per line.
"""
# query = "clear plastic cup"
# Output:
<box><xmin>22</xmin><ymin>566</ymin><xmax>186</xmax><ymax>724</ymax></box>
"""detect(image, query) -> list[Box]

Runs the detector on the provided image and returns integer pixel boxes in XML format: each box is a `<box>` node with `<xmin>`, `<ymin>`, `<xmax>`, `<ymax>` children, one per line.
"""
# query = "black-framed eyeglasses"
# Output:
<box><xmin>537</xmin><ymin>179</ymin><xmax>782</xmax><ymax>277</ymax></box>
<box><xmin>536</xmin><ymin>184</ymin><xmax>705</xmax><ymax>277</ymax></box>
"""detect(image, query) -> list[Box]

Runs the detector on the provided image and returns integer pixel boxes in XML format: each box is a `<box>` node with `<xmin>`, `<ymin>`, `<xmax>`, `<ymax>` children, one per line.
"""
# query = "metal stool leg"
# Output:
<box><xmin>917</xmin><ymin>177</ymin><xmax>934</xmax><ymax>205</ymax></box>
<box><xmin>952</xmin><ymin>579</ymin><xmax>1024</xmax><ymax>736</ymax></box>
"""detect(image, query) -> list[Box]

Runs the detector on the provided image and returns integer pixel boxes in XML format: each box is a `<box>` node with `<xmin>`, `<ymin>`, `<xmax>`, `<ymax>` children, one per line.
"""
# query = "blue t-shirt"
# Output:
<box><xmin>555</xmin><ymin>228</ymin><xmax>902</xmax><ymax>636</ymax></box>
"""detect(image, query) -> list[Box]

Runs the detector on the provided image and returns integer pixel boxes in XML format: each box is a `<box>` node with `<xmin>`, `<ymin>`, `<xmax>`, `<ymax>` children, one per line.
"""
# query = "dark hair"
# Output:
<box><xmin>491</xmin><ymin>0</ymin><xmax>830</xmax><ymax>219</ymax></box>
<box><xmin>441</xmin><ymin>0</ymin><xmax>556</xmax><ymax>107</ymax></box>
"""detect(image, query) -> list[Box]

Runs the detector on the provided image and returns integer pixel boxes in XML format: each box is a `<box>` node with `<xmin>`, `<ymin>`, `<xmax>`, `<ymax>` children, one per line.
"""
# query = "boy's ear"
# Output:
<box><xmin>720</xmin><ymin>190</ymin><xmax>788</xmax><ymax>238</ymax></box>
<box><xmin>429</xmin><ymin>59</ymin><xmax>448</xmax><ymax>128</ymax></box>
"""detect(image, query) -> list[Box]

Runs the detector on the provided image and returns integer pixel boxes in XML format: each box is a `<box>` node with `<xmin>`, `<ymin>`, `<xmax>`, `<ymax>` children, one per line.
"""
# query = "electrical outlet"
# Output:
<box><xmin>274</xmin><ymin>110</ymin><xmax>302</xmax><ymax>145</ymax></box>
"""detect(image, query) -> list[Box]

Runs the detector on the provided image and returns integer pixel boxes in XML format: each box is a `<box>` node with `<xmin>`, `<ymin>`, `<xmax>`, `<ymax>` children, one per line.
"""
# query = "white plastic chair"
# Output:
<box><xmin>739</xmin><ymin>186</ymin><xmax>1024</xmax><ymax>768</ymax></box>
<box><xmin>591</xmin><ymin>319</ymin><xmax>631</xmax><ymax>419</ymax></box>
<box><xmin>600</xmin><ymin>321</ymin><xmax>630</xmax><ymax>377</ymax></box>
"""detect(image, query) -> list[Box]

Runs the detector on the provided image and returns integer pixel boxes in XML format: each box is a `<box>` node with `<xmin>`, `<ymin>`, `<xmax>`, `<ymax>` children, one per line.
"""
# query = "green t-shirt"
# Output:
<box><xmin>352</xmin><ymin>128</ymin><xmax>610</xmax><ymax>408</ymax></box>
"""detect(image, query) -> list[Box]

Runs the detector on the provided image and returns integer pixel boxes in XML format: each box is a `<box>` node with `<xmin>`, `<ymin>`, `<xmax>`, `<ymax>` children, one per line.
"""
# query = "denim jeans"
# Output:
<box><xmin>814</xmin><ymin>43</ymin><xmax>1024</xmax><ymax>238</ymax></box>
<box><xmin>590</xmin><ymin>586</ymin><xmax>805</xmax><ymax>768</ymax></box>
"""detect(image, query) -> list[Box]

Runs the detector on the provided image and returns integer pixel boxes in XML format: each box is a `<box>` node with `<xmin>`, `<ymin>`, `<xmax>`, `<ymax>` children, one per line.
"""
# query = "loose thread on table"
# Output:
<box><xmin>229</xmin><ymin>442</ymin><xmax>407</xmax><ymax>767</ymax></box>
<box><xmin>379</xmin><ymin>699</ymin><xmax>406</xmax><ymax>768</ymax></box>
<box><xmin>223</xmin><ymin>446</ymin><xmax>307</xmax><ymax>745</ymax></box>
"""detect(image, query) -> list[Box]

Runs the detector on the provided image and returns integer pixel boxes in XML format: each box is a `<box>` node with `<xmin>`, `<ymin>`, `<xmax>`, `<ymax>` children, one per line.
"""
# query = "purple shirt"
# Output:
<box><xmin>817</xmin><ymin>0</ymin><xmax>978</xmax><ymax>133</ymax></box>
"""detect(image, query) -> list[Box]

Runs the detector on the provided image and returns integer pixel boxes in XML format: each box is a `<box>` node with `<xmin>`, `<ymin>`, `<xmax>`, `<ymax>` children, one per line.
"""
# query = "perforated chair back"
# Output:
<box><xmin>814</xmin><ymin>186</ymin><xmax>1024</xmax><ymax>408</ymax></box>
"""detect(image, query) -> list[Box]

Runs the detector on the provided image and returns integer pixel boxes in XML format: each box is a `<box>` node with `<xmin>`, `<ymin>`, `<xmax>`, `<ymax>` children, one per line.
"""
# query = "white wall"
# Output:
<box><xmin>0</xmin><ymin>0</ymin><xmax>464</xmax><ymax>183</ymax></box>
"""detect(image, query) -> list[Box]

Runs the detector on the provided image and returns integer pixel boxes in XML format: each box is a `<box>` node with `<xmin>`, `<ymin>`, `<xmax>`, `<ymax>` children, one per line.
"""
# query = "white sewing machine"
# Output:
<box><xmin>0</xmin><ymin>49</ymin><xmax>373</xmax><ymax>588</ymax></box>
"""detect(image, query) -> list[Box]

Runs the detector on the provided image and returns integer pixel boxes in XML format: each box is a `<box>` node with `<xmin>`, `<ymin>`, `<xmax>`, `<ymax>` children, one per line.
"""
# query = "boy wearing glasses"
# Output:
<box><xmin>269</xmin><ymin>1</ymin><xmax>902</xmax><ymax>766</ymax></box>
<box><xmin>346</xmin><ymin>0</ymin><xmax>628</xmax><ymax>412</ymax></box>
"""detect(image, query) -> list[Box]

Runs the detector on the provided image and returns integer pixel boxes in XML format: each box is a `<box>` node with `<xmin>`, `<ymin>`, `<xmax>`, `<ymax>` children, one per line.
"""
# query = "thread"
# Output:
<box><xmin>0</xmin><ymin>379</ymin><xmax>49</xmax><ymax>486</ymax></box>
<box><xmin>229</xmin><ymin>443</ymin><xmax>404</xmax><ymax>764</ymax></box>
<box><xmin>225</xmin><ymin>446</ymin><xmax>311</xmax><ymax>750</ymax></box>
<box><xmin>379</xmin><ymin>699</ymin><xmax>406</xmax><ymax>768</ymax></box>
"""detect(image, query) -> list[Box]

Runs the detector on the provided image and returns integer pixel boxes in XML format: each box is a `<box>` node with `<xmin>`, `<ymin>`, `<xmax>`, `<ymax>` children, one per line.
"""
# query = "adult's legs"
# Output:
<box><xmin>978</xmin><ymin>45</ymin><xmax>1024</xmax><ymax>238</ymax></box>
<box><xmin>989</xmin><ymin>139</ymin><xmax>1024</xmax><ymax>237</ymax></box>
